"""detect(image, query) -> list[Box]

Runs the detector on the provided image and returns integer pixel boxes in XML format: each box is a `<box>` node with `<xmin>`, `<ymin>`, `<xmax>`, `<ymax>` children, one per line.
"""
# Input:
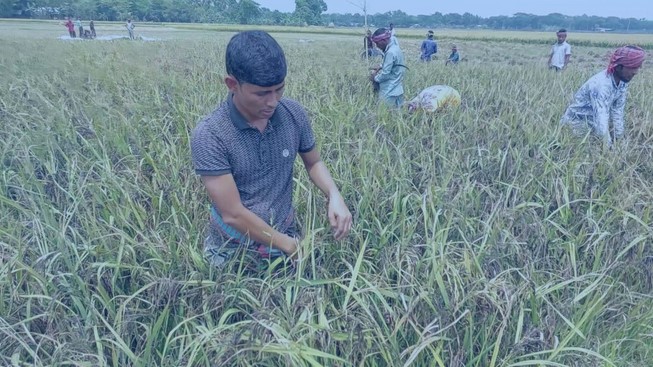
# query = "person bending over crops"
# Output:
<box><xmin>369</xmin><ymin>27</ymin><xmax>407</xmax><ymax>108</ymax></box>
<box><xmin>406</xmin><ymin>85</ymin><xmax>461</xmax><ymax>113</ymax></box>
<box><xmin>191</xmin><ymin>30</ymin><xmax>352</xmax><ymax>270</ymax></box>
<box><xmin>445</xmin><ymin>44</ymin><xmax>460</xmax><ymax>65</ymax></box>
<box><xmin>560</xmin><ymin>45</ymin><xmax>646</xmax><ymax>146</ymax></box>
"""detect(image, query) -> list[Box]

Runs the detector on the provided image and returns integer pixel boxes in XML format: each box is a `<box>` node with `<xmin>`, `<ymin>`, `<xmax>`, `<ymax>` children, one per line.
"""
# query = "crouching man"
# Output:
<box><xmin>560</xmin><ymin>45</ymin><xmax>646</xmax><ymax>146</ymax></box>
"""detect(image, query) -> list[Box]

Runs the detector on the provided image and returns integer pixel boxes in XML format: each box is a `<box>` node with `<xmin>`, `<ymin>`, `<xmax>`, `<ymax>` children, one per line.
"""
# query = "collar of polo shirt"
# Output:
<box><xmin>227</xmin><ymin>93</ymin><xmax>281</xmax><ymax>130</ymax></box>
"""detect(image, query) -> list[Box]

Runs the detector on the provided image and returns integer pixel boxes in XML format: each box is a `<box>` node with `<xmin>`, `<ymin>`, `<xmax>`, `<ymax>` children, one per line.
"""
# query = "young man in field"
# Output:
<box><xmin>75</xmin><ymin>18</ymin><xmax>83</xmax><ymax>39</ymax></box>
<box><xmin>191</xmin><ymin>30</ymin><xmax>352</xmax><ymax>269</ymax></box>
<box><xmin>369</xmin><ymin>27</ymin><xmax>407</xmax><ymax>108</ymax></box>
<box><xmin>560</xmin><ymin>45</ymin><xmax>646</xmax><ymax>146</ymax></box>
<box><xmin>126</xmin><ymin>19</ymin><xmax>135</xmax><ymax>40</ymax></box>
<box><xmin>420</xmin><ymin>30</ymin><xmax>437</xmax><ymax>62</ymax></box>
<box><xmin>548</xmin><ymin>29</ymin><xmax>571</xmax><ymax>71</ymax></box>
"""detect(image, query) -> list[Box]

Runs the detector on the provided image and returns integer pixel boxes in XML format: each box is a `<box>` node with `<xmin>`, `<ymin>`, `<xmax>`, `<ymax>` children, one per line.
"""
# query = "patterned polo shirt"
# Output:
<box><xmin>191</xmin><ymin>94</ymin><xmax>316</xmax><ymax>248</ymax></box>
<box><xmin>560</xmin><ymin>70</ymin><xmax>628</xmax><ymax>144</ymax></box>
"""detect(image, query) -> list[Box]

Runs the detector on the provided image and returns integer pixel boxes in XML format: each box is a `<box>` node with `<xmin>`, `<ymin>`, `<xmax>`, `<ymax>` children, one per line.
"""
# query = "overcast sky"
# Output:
<box><xmin>254</xmin><ymin>0</ymin><xmax>653</xmax><ymax>20</ymax></box>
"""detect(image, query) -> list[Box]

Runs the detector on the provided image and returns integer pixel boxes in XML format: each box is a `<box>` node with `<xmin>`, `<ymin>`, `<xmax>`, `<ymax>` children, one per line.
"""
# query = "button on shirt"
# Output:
<box><xmin>374</xmin><ymin>42</ymin><xmax>406</xmax><ymax>98</ymax></box>
<box><xmin>560</xmin><ymin>70</ymin><xmax>628</xmax><ymax>143</ymax></box>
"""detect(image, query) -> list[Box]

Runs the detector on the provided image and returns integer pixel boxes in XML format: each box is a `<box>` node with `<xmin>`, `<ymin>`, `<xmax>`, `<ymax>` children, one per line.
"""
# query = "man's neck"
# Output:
<box><xmin>611</xmin><ymin>73</ymin><xmax>621</xmax><ymax>87</ymax></box>
<box><xmin>249</xmin><ymin>119</ymin><xmax>268</xmax><ymax>132</ymax></box>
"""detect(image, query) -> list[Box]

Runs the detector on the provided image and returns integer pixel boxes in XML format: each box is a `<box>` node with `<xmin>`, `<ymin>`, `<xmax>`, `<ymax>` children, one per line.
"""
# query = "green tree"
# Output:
<box><xmin>294</xmin><ymin>0</ymin><xmax>326</xmax><ymax>25</ymax></box>
<box><xmin>236</xmin><ymin>0</ymin><xmax>260</xmax><ymax>24</ymax></box>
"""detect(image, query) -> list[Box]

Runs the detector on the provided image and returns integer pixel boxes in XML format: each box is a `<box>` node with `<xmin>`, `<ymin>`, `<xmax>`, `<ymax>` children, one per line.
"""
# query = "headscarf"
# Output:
<box><xmin>607</xmin><ymin>45</ymin><xmax>647</xmax><ymax>73</ymax></box>
<box><xmin>371</xmin><ymin>30</ymin><xmax>391</xmax><ymax>43</ymax></box>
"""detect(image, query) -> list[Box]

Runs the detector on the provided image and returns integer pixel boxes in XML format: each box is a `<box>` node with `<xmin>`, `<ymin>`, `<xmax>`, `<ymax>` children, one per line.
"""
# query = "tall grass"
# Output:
<box><xmin>1</xmin><ymin>26</ymin><xmax>653</xmax><ymax>366</ymax></box>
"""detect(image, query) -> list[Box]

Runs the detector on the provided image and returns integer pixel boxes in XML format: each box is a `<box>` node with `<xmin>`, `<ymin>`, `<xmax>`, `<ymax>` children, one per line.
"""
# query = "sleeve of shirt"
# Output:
<box><xmin>590</xmin><ymin>87</ymin><xmax>612</xmax><ymax>143</ymax></box>
<box><xmin>420</xmin><ymin>41</ymin><xmax>426</xmax><ymax>53</ymax></box>
<box><xmin>565</xmin><ymin>44</ymin><xmax>571</xmax><ymax>55</ymax></box>
<box><xmin>611</xmin><ymin>89</ymin><xmax>627</xmax><ymax>139</ymax></box>
<box><xmin>191</xmin><ymin>122</ymin><xmax>231</xmax><ymax>176</ymax></box>
<box><xmin>282</xmin><ymin>100</ymin><xmax>316</xmax><ymax>153</ymax></box>
<box><xmin>374</xmin><ymin>50</ymin><xmax>395</xmax><ymax>83</ymax></box>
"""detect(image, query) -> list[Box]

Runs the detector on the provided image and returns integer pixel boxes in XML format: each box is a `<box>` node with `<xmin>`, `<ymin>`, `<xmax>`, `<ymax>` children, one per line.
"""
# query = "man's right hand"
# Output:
<box><xmin>280</xmin><ymin>235</ymin><xmax>299</xmax><ymax>260</ymax></box>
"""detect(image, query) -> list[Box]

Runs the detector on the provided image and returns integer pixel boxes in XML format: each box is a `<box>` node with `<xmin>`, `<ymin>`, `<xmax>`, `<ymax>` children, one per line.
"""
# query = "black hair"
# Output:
<box><xmin>557</xmin><ymin>28</ymin><xmax>567</xmax><ymax>33</ymax></box>
<box><xmin>225</xmin><ymin>30</ymin><xmax>287</xmax><ymax>87</ymax></box>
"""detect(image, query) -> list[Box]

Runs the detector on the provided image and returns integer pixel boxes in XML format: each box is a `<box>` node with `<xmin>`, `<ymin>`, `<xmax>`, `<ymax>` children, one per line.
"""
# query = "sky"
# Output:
<box><xmin>254</xmin><ymin>0</ymin><xmax>653</xmax><ymax>21</ymax></box>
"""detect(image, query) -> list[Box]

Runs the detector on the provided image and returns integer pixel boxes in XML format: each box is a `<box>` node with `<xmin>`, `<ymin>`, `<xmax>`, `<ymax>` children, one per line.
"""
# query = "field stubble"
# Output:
<box><xmin>1</xmin><ymin>25</ymin><xmax>653</xmax><ymax>366</ymax></box>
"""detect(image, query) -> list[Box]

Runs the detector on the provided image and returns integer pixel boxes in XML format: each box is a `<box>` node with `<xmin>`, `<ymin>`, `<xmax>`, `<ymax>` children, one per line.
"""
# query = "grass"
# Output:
<box><xmin>1</xmin><ymin>22</ymin><xmax>653</xmax><ymax>366</ymax></box>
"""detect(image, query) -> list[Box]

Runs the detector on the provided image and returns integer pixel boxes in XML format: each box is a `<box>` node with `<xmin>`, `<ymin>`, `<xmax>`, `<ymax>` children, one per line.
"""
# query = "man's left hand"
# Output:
<box><xmin>328</xmin><ymin>192</ymin><xmax>352</xmax><ymax>241</ymax></box>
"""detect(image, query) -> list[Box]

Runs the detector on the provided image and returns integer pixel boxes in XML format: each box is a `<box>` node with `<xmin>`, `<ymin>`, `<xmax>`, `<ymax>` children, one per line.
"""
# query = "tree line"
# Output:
<box><xmin>4</xmin><ymin>0</ymin><xmax>653</xmax><ymax>32</ymax></box>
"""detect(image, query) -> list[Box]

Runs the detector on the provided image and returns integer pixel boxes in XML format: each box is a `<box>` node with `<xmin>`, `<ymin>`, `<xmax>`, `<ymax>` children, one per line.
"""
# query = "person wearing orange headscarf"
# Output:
<box><xmin>560</xmin><ymin>45</ymin><xmax>647</xmax><ymax>146</ymax></box>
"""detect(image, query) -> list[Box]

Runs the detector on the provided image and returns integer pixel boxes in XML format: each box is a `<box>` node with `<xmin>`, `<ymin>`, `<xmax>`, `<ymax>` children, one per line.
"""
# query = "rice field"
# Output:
<box><xmin>1</xmin><ymin>20</ymin><xmax>653</xmax><ymax>366</ymax></box>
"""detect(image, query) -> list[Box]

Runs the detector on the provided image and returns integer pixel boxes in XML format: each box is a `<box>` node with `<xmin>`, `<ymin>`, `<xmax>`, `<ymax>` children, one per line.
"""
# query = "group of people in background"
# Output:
<box><xmin>543</xmin><ymin>28</ymin><xmax>647</xmax><ymax>147</ymax></box>
<box><xmin>368</xmin><ymin>25</ymin><xmax>462</xmax><ymax>111</ymax></box>
<box><xmin>366</xmin><ymin>25</ymin><xmax>646</xmax><ymax>148</ymax></box>
<box><xmin>419</xmin><ymin>30</ymin><xmax>461</xmax><ymax>65</ymax></box>
<box><xmin>62</xmin><ymin>18</ymin><xmax>137</xmax><ymax>40</ymax></box>
<box><xmin>64</xmin><ymin>17</ymin><xmax>95</xmax><ymax>39</ymax></box>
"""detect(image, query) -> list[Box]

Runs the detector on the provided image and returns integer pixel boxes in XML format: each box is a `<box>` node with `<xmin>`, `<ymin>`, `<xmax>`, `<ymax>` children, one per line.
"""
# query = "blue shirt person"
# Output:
<box><xmin>420</xmin><ymin>31</ymin><xmax>437</xmax><ymax>62</ymax></box>
<box><xmin>446</xmin><ymin>45</ymin><xmax>460</xmax><ymax>65</ymax></box>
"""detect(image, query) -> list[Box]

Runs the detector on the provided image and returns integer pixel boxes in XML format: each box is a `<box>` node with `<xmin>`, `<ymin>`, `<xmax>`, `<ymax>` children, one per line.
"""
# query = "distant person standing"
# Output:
<box><xmin>362</xmin><ymin>29</ymin><xmax>382</xmax><ymax>58</ymax></box>
<box><xmin>446</xmin><ymin>44</ymin><xmax>460</xmax><ymax>65</ymax></box>
<box><xmin>64</xmin><ymin>17</ymin><xmax>75</xmax><ymax>38</ymax></box>
<box><xmin>420</xmin><ymin>30</ymin><xmax>437</xmax><ymax>62</ymax></box>
<box><xmin>388</xmin><ymin>22</ymin><xmax>400</xmax><ymax>46</ymax></box>
<box><xmin>370</xmin><ymin>27</ymin><xmax>407</xmax><ymax>108</ymax></box>
<box><xmin>75</xmin><ymin>17</ymin><xmax>83</xmax><ymax>39</ymax></box>
<box><xmin>89</xmin><ymin>20</ymin><xmax>96</xmax><ymax>38</ymax></box>
<box><xmin>364</xmin><ymin>29</ymin><xmax>373</xmax><ymax>52</ymax></box>
<box><xmin>548</xmin><ymin>29</ymin><xmax>571</xmax><ymax>71</ymax></box>
<box><xmin>560</xmin><ymin>45</ymin><xmax>646</xmax><ymax>146</ymax></box>
<box><xmin>126</xmin><ymin>19</ymin><xmax>135</xmax><ymax>40</ymax></box>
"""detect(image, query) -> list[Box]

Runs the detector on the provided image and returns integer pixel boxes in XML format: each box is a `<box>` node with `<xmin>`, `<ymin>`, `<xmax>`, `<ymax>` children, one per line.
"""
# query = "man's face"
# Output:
<box><xmin>227</xmin><ymin>77</ymin><xmax>285</xmax><ymax>121</ymax></box>
<box><xmin>557</xmin><ymin>32</ymin><xmax>567</xmax><ymax>43</ymax></box>
<box><xmin>375</xmin><ymin>39</ymin><xmax>388</xmax><ymax>50</ymax></box>
<box><xmin>614</xmin><ymin>65</ymin><xmax>640</xmax><ymax>83</ymax></box>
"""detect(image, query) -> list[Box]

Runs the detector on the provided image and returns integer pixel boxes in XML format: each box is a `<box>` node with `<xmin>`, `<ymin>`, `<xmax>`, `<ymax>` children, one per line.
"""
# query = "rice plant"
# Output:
<box><xmin>1</xmin><ymin>21</ymin><xmax>653</xmax><ymax>367</ymax></box>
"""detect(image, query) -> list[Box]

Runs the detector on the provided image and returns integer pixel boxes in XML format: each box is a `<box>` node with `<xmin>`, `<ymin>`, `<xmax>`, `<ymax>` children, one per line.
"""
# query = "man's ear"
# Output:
<box><xmin>225</xmin><ymin>75</ymin><xmax>239</xmax><ymax>92</ymax></box>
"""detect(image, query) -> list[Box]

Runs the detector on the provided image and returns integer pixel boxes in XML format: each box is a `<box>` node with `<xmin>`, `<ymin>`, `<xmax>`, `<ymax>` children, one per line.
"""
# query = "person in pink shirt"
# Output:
<box><xmin>64</xmin><ymin>17</ymin><xmax>75</xmax><ymax>38</ymax></box>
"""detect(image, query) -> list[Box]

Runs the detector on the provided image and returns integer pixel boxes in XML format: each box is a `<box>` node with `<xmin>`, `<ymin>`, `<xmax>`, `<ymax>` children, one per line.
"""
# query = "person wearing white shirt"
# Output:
<box><xmin>548</xmin><ymin>29</ymin><xmax>571</xmax><ymax>71</ymax></box>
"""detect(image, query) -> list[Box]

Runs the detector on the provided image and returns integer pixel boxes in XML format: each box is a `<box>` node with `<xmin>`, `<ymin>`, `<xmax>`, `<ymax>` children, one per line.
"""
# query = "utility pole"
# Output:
<box><xmin>348</xmin><ymin>0</ymin><xmax>369</xmax><ymax>63</ymax></box>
